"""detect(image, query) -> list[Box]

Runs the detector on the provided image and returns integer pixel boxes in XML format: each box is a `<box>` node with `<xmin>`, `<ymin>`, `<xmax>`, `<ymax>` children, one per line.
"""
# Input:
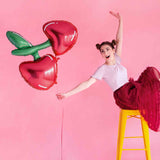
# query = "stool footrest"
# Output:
<box><xmin>123</xmin><ymin>149</ymin><xmax>146</xmax><ymax>151</ymax></box>
<box><xmin>124</xmin><ymin>136</ymin><xmax>143</xmax><ymax>138</ymax></box>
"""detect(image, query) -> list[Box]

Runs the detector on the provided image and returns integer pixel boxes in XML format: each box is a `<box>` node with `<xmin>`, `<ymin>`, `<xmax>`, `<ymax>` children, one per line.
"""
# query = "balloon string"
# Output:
<box><xmin>61</xmin><ymin>106</ymin><xmax>64</xmax><ymax>160</ymax></box>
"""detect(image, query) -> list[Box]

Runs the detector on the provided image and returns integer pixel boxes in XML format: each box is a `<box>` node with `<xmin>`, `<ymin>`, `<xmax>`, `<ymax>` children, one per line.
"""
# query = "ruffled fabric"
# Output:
<box><xmin>114</xmin><ymin>67</ymin><xmax>160</xmax><ymax>132</ymax></box>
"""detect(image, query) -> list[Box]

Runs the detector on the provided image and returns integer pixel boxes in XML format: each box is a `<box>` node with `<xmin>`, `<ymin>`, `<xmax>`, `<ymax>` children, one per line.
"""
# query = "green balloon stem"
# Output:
<box><xmin>12</xmin><ymin>40</ymin><xmax>52</xmax><ymax>61</ymax></box>
<box><xmin>32</xmin><ymin>52</ymin><xmax>41</xmax><ymax>61</ymax></box>
<box><xmin>35</xmin><ymin>40</ymin><xmax>51</xmax><ymax>51</ymax></box>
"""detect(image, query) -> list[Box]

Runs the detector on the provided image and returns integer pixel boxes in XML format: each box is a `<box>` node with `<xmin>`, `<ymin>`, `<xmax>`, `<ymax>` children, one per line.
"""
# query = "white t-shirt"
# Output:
<box><xmin>91</xmin><ymin>54</ymin><xmax>128</xmax><ymax>91</ymax></box>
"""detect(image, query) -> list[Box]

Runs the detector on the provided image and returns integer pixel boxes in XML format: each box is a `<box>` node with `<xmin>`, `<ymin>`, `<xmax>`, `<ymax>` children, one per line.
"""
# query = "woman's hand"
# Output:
<box><xmin>109</xmin><ymin>11</ymin><xmax>121</xmax><ymax>20</ymax></box>
<box><xmin>56</xmin><ymin>93</ymin><xmax>67</xmax><ymax>100</ymax></box>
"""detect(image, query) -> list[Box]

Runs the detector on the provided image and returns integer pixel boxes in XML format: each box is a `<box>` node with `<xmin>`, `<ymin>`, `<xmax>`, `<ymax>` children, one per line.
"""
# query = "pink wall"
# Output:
<box><xmin>1</xmin><ymin>0</ymin><xmax>160</xmax><ymax>160</ymax></box>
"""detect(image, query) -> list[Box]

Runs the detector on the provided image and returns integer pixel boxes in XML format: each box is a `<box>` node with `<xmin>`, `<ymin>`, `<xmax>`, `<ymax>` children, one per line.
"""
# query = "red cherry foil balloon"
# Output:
<box><xmin>43</xmin><ymin>20</ymin><xmax>78</xmax><ymax>56</ymax></box>
<box><xmin>19</xmin><ymin>54</ymin><xmax>58</xmax><ymax>90</ymax></box>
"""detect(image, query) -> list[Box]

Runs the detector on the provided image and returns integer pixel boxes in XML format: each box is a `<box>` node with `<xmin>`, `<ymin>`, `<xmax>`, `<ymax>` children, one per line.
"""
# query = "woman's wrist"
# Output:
<box><xmin>119</xmin><ymin>16</ymin><xmax>122</xmax><ymax>22</ymax></box>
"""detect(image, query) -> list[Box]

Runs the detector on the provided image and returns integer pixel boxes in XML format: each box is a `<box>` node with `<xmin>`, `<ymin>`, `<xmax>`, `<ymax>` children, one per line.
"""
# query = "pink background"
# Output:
<box><xmin>1</xmin><ymin>0</ymin><xmax>160</xmax><ymax>160</ymax></box>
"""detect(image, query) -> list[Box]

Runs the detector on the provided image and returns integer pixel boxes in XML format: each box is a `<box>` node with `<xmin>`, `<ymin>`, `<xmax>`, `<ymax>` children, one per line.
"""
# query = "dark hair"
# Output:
<box><xmin>96</xmin><ymin>39</ymin><xmax>117</xmax><ymax>50</ymax></box>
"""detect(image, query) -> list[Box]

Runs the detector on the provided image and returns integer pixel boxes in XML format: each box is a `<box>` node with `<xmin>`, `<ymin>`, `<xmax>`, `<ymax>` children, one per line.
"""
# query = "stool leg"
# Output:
<box><xmin>116</xmin><ymin>110</ymin><xmax>127</xmax><ymax>160</ymax></box>
<box><xmin>141</xmin><ymin>117</ymin><xmax>151</xmax><ymax>160</ymax></box>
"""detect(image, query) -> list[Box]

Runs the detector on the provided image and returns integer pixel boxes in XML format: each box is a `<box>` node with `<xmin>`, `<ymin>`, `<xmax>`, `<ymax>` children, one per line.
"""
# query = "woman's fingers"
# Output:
<box><xmin>109</xmin><ymin>11</ymin><xmax>115</xmax><ymax>16</ymax></box>
<box><xmin>109</xmin><ymin>11</ymin><xmax>121</xmax><ymax>19</ymax></box>
<box><xmin>109</xmin><ymin>11</ymin><xmax>117</xmax><ymax>16</ymax></box>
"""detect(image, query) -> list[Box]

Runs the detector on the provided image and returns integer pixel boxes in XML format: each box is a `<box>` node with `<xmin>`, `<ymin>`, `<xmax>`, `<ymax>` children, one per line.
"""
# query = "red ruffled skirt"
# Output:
<box><xmin>114</xmin><ymin>67</ymin><xmax>160</xmax><ymax>132</ymax></box>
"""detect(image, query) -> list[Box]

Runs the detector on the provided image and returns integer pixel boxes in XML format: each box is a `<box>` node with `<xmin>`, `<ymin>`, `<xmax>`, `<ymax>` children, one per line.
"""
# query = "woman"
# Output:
<box><xmin>56</xmin><ymin>11</ymin><xmax>160</xmax><ymax>132</ymax></box>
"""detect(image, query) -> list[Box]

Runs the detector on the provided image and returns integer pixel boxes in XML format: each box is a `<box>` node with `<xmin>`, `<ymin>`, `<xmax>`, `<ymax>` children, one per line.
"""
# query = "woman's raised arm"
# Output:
<box><xmin>56</xmin><ymin>77</ymin><xmax>97</xmax><ymax>100</ymax></box>
<box><xmin>109</xmin><ymin>11</ymin><xmax>123</xmax><ymax>57</ymax></box>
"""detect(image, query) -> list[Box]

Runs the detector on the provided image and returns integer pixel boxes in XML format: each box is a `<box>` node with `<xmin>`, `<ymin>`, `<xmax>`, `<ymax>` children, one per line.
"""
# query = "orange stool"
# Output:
<box><xmin>116</xmin><ymin>109</ymin><xmax>151</xmax><ymax>160</ymax></box>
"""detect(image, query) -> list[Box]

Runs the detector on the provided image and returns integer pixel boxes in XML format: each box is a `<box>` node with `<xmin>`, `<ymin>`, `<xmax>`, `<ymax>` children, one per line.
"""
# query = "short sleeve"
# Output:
<box><xmin>91</xmin><ymin>66</ymin><xmax>104</xmax><ymax>80</ymax></box>
<box><xmin>115</xmin><ymin>53</ymin><xmax>121</xmax><ymax>63</ymax></box>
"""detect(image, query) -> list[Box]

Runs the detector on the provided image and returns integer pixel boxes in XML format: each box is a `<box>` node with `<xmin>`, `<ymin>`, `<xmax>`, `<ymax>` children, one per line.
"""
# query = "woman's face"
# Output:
<box><xmin>100</xmin><ymin>44</ymin><xmax>115</xmax><ymax>61</ymax></box>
